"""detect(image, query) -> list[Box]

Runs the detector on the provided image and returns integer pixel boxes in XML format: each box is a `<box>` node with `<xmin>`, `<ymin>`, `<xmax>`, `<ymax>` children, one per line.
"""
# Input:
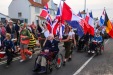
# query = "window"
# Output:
<box><xmin>25</xmin><ymin>19</ymin><xmax>28</xmax><ymax>23</ymax></box>
<box><xmin>18</xmin><ymin>12</ymin><xmax>22</xmax><ymax>17</ymax></box>
<box><xmin>35</xmin><ymin>7</ymin><xmax>40</xmax><ymax>14</ymax></box>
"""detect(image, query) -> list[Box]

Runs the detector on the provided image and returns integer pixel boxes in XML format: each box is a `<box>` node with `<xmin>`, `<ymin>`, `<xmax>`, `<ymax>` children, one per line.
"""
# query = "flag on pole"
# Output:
<box><xmin>52</xmin><ymin>1</ymin><xmax>62</xmax><ymax>35</ymax></box>
<box><xmin>103</xmin><ymin>10</ymin><xmax>113</xmax><ymax>38</ymax></box>
<box><xmin>40</xmin><ymin>3</ymin><xmax>52</xmax><ymax>33</ymax></box>
<box><xmin>77</xmin><ymin>11</ymin><xmax>82</xmax><ymax>18</ymax></box>
<box><xmin>62</xmin><ymin>2</ymin><xmax>81</xmax><ymax>22</ymax></box>
<box><xmin>66</xmin><ymin>21</ymin><xmax>84</xmax><ymax>37</ymax></box>
<box><xmin>99</xmin><ymin>9</ymin><xmax>105</xmax><ymax>26</ymax></box>
<box><xmin>85</xmin><ymin>11</ymin><xmax>94</xmax><ymax>36</ymax></box>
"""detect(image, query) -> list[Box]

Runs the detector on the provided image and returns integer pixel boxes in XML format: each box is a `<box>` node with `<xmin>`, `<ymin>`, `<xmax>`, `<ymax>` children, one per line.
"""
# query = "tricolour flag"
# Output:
<box><xmin>85</xmin><ymin>11</ymin><xmax>94</xmax><ymax>36</ymax></box>
<box><xmin>62</xmin><ymin>2</ymin><xmax>90</xmax><ymax>36</ymax></box>
<box><xmin>62</xmin><ymin>2</ymin><xmax>81</xmax><ymax>22</ymax></box>
<box><xmin>104</xmin><ymin>10</ymin><xmax>113</xmax><ymax>38</ymax></box>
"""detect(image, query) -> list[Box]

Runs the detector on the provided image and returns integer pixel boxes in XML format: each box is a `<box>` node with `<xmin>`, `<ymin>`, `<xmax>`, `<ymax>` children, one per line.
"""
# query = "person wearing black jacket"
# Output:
<box><xmin>33</xmin><ymin>34</ymin><xmax>59</xmax><ymax>74</ymax></box>
<box><xmin>6</xmin><ymin>20</ymin><xmax>15</xmax><ymax>39</ymax></box>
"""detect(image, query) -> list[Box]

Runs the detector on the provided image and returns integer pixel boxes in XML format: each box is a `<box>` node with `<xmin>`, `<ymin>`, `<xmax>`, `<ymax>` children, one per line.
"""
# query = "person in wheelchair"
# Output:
<box><xmin>78</xmin><ymin>33</ymin><xmax>90</xmax><ymax>52</ymax></box>
<box><xmin>33</xmin><ymin>34</ymin><xmax>59</xmax><ymax>74</ymax></box>
<box><xmin>88</xmin><ymin>32</ymin><xmax>103</xmax><ymax>54</ymax></box>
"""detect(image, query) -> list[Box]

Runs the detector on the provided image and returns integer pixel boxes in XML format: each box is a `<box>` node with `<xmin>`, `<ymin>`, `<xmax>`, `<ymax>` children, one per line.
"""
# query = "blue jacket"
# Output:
<box><xmin>3</xmin><ymin>39</ymin><xmax>15</xmax><ymax>51</ymax></box>
<box><xmin>43</xmin><ymin>39</ymin><xmax>59</xmax><ymax>52</ymax></box>
<box><xmin>93</xmin><ymin>35</ymin><xmax>103</xmax><ymax>42</ymax></box>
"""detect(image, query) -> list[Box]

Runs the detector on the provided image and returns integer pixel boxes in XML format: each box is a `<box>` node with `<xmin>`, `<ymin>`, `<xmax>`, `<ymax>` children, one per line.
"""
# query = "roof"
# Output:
<box><xmin>0</xmin><ymin>13</ymin><xmax>10</xmax><ymax>18</ymax></box>
<box><xmin>29</xmin><ymin>0</ymin><xmax>49</xmax><ymax>8</ymax></box>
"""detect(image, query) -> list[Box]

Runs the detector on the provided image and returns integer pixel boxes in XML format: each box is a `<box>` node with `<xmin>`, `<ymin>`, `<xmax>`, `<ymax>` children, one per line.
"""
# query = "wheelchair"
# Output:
<box><xmin>88</xmin><ymin>41</ymin><xmax>104</xmax><ymax>56</ymax></box>
<box><xmin>33</xmin><ymin>51</ymin><xmax>63</xmax><ymax>73</ymax></box>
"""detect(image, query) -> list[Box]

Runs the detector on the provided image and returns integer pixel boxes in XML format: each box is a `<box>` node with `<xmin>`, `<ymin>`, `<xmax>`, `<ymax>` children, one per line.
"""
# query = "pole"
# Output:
<box><xmin>84</xmin><ymin>0</ymin><xmax>86</xmax><ymax>18</ymax></box>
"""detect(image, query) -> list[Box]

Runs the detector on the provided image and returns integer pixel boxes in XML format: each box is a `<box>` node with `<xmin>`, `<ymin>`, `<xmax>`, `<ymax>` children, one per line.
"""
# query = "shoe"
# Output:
<box><xmin>68</xmin><ymin>58</ymin><xmax>72</xmax><ymax>62</ymax></box>
<box><xmin>29</xmin><ymin>55</ymin><xmax>32</xmax><ymax>59</ymax></box>
<box><xmin>32</xmin><ymin>69</ymin><xmax>38</xmax><ymax>72</ymax></box>
<box><xmin>38</xmin><ymin>66</ymin><xmax>46</xmax><ymax>74</ymax></box>
<box><xmin>92</xmin><ymin>51</ymin><xmax>95</xmax><ymax>53</ymax></box>
<box><xmin>63</xmin><ymin>61</ymin><xmax>66</xmax><ymax>66</ymax></box>
<box><xmin>20</xmin><ymin>59</ymin><xmax>25</xmax><ymax>62</ymax></box>
<box><xmin>32</xmin><ymin>64</ymin><xmax>40</xmax><ymax>72</ymax></box>
<box><xmin>88</xmin><ymin>50</ymin><xmax>90</xmax><ymax>53</ymax></box>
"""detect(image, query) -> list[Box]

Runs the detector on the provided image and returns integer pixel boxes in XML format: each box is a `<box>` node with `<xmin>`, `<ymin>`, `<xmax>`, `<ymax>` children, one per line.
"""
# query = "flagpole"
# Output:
<box><xmin>84</xmin><ymin>0</ymin><xmax>86</xmax><ymax>18</ymax></box>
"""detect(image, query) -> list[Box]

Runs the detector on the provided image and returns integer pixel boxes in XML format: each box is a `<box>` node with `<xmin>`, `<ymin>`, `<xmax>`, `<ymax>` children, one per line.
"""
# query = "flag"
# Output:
<box><xmin>52</xmin><ymin>1</ymin><xmax>62</xmax><ymax>35</ymax></box>
<box><xmin>99</xmin><ymin>9</ymin><xmax>105</xmax><ymax>26</ymax></box>
<box><xmin>40</xmin><ymin>4</ymin><xmax>52</xmax><ymax>33</ymax></box>
<box><xmin>104</xmin><ymin>10</ymin><xmax>113</xmax><ymax>38</ymax></box>
<box><xmin>59</xmin><ymin>24</ymin><xmax>65</xmax><ymax>39</ymax></box>
<box><xmin>85</xmin><ymin>11</ymin><xmax>94</xmax><ymax>36</ymax></box>
<box><xmin>77</xmin><ymin>11</ymin><xmax>82</xmax><ymax>18</ymax></box>
<box><xmin>40</xmin><ymin>4</ymin><xmax>49</xmax><ymax>19</ymax></box>
<box><xmin>62</xmin><ymin>2</ymin><xmax>81</xmax><ymax>22</ymax></box>
<box><xmin>66</xmin><ymin>21</ymin><xmax>84</xmax><ymax>37</ymax></box>
<box><xmin>62</xmin><ymin>2</ymin><xmax>89</xmax><ymax>35</ymax></box>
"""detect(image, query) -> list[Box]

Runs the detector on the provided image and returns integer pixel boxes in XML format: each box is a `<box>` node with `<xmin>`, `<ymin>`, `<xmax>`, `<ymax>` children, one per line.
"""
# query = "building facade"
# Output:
<box><xmin>0</xmin><ymin>13</ymin><xmax>10</xmax><ymax>23</ymax></box>
<box><xmin>8</xmin><ymin>0</ymin><xmax>57</xmax><ymax>24</ymax></box>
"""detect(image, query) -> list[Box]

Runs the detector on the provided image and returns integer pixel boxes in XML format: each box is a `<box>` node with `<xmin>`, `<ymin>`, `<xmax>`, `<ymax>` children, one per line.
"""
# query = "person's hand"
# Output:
<box><xmin>60</xmin><ymin>39</ymin><xmax>62</xmax><ymax>42</ymax></box>
<box><xmin>36</xmin><ymin>43</ymin><xmax>40</xmax><ymax>47</ymax></box>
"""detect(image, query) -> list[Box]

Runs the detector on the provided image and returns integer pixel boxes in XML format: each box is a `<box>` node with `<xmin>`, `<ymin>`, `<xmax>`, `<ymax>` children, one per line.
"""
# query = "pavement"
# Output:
<box><xmin>0</xmin><ymin>39</ymin><xmax>113</xmax><ymax>75</ymax></box>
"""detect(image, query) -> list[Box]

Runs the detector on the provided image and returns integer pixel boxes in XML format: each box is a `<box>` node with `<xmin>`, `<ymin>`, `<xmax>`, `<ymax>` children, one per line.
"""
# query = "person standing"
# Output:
<box><xmin>30</xmin><ymin>21</ymin><xmax>37</xmax><ymax>37</ymax></box>
<box><xmin>15</xmin><ymin>20</ymin><xmax>20</xmax><ymax>42</ymax></box>
<box><xmin>19</xmin><ymin>23</ymin><xmax>32</xmax><ymax>62</ymax></box>
<box><xmin>38</xmin><ymin>24</ymin><xmax>49</xmax><ymax>49</ymax></box>
<box><xmin>3</xmin><ymin>33</ymin><xmax>15</xmax><ymax>67</ymax></box>
<box><xmin>61</xmin><ymin>25</ymin><xmax>74</xmax><ymax>66</ymax></box>
<box><xmin>6</xmin><ymin>20</ymin><xmax>15</xmax><ymax>39</ymax></box>
<box><xmin>0</xmin><ymin>23</ymin><xmax>6</xmax><ymax>44</ymax></box>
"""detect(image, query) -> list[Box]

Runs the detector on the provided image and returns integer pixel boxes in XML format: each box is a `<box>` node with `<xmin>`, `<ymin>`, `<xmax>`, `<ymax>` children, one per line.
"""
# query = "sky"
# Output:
<box><xmin>0</xmin><ymin>0</ymin><xmax>113</xmax><ymax>20</ymax></box>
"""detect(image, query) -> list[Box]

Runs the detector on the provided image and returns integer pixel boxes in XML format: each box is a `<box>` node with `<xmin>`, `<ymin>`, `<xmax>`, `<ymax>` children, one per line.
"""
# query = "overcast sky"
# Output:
<box><xmin>0</xmin><ymin>0</ymin><xmax>113</xmax><ymax>20</ymax></box>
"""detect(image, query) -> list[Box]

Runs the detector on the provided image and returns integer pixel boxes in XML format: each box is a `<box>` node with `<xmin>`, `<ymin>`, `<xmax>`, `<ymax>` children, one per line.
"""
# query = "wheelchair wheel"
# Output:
<box><xmin>55</xmin><ymin>53</ymin><xmax>63</xmax><ymax>69</ymax></box>
<box><xmin>95</xmin><ymin>46</ymin><xmax>101</xmax><ymax>55</ymax></box>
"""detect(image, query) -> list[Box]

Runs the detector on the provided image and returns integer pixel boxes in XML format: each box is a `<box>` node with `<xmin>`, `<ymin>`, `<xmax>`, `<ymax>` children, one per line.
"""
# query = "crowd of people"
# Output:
<box><xmin>0</xmin><ymin>19</ymin><xmax>106</xmax><ymax>74</ymax></box>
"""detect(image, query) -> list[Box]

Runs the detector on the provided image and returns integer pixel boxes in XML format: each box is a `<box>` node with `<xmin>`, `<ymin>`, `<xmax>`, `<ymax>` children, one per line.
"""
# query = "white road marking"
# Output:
<box><xmin>73</xmin><ymin>39</ymin><xmax>109</xmax><ymax>75</ymax></box>
<box><xmin>73</xmin><ymin>55</ymin><xmax>95</xmax><ymax>75</ymax></box>
<box><xmin>0</xmin><ymin>56</ymin><xmax>21</xmax><ymax>65</ymax></box>
<box><xmin>105</xmin><ymin>39</ymin><xmax>109</xmax><ymax>44</ymax></box>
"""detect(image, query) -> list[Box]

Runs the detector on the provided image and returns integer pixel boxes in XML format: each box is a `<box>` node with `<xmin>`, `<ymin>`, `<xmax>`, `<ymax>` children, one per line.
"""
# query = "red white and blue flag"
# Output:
<box><xmin>85</xmin><ymin>11</ymin><xmax>95</xmax><ymax>36</ymax></box>
<box><xmin>40</xmin><ymin>4</ymin><xmax>52</xmax><ymax>33</ymax></box>
<box><xmin>52</xmin><ymin>1</ymin><xmax>63</xmax><ymax>36</ymax></box>
<box><xmin>99</xmin><ymin>9</ymin><xmax>105</xmax><ymax>26</ymax></box>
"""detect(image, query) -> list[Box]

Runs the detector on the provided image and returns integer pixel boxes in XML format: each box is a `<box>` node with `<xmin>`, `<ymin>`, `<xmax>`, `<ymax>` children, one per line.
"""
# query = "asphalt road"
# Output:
<box><xmin>0</xmin><ymin>39</ymin><xmax>113</xmax><ymax>75</ymax></box>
